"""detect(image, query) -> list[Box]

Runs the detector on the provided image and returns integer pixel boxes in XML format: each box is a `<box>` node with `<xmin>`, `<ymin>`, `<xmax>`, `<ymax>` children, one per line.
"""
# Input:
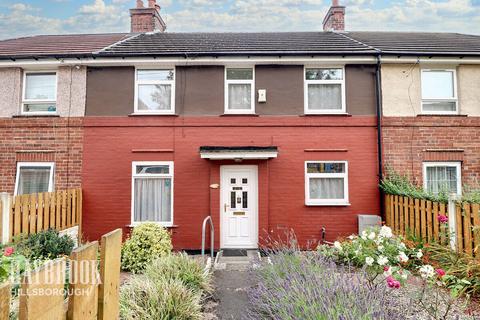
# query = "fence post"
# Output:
<box><xmin>0</xmin><ymin>281</ymin><xmax>11</xmax><ymax>320</ymax></box>
<box><xmin>0</xmin><ymin>193</ymin><xmax>11</xmax><ymax>244</ymax></box>
<box><xmin>447</xmin><ymin>193</ymin><xmax>459</xmax><ymax>251</ymax></box>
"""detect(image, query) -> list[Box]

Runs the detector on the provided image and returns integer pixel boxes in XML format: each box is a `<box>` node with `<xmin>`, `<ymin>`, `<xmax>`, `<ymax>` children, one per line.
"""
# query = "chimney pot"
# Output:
<box><xmin>148</xmin><ymin>0</ymin><xmax>156</xmax><ymax>8</ymax></box>
<box><xmin>136</xmin><ymin>0</ymin><xmax>144</xmax><ymax>8</ymax></box>
<box><xmin>332</xmin><ymin>0</ymin><xmax>339</xmax><ymax>6</ymax></box>
<box><xmin>130</xmin><ymin>0</ymin><xmax>166</xmax><ymax>33</ymax></box>
<box><xmin>322</xmin><ymin>0</ymin><xmax>345</xmax><ymax>31</ymax></box>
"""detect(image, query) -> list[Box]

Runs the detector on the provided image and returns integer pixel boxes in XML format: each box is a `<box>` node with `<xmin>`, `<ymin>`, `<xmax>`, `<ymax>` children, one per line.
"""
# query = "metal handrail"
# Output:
<box><xmin>201</xmin><ymin>216</ymin><xmax>214</xmax><ymax>262</ymax></box>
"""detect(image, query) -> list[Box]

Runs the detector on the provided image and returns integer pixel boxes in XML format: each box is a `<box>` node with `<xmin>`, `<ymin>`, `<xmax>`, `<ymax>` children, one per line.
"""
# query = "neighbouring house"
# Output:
<box><xmin>0</xmin><ymin>0</ymin><xmax>478</xmax><ymax>250</ymax></box>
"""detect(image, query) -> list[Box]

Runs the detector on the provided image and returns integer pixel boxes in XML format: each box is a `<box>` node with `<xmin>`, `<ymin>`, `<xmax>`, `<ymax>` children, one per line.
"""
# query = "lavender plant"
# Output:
<box><xmin>247</xmin><ymin>251</ymin><xmax>411</xmax><ymax>320</ymax></box>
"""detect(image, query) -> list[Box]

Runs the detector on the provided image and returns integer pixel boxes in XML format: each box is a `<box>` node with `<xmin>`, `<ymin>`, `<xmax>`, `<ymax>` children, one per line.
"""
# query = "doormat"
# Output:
<box><xmin>222</xmin><ymin>249</ymin><xmax>248</xmax><ymax>257</ymax></box>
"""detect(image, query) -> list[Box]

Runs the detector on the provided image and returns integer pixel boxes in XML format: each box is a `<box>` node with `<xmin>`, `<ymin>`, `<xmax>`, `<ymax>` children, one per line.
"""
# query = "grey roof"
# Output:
<box><xmin>0</xmin><ymin>30</ymin><xmax>479</xmax><ymax>60</ymax></box>
<box><xmin>97</xmin><ymin>32</ymin><xmax>377</xmax><ymax>57</ymax></box>
<box><xmin>346</xmin><ymin>32</ymin><xmax>480</xmax><ymax>56</ymax></box>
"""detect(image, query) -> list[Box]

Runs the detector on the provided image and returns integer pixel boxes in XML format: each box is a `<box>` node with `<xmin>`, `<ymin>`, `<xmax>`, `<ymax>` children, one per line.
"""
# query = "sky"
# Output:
<box><xmin>0</xmin><ymin>0</ymin><xmax>479</xmax><ymax>40</ymax></box>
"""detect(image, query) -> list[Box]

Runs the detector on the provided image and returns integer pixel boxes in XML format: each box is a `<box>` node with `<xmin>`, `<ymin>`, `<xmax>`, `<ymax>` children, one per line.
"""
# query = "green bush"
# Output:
<box><xmin>15</xmin><ymin>229</ymin><xmax>74</xmax><ymax>260</ymax></box>
<box><xmin>119</xmin><ymin>275</ymin><xmax>202</xmax><ymax>320</ymax></box>
<box><xmin>144</xmin><ymin>253</ymin><xmax>212</xmax><ymax>293</ymax></box>
<box><xmin>121</xmin><ymin>223</ymin><xmax>172</xmax><ymax>273</ymax></box>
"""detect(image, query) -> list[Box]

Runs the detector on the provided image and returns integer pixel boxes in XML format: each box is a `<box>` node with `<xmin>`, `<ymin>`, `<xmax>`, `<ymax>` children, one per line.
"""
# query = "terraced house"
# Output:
<box><xmin>0</xmin><ymin>0</ymin><xmax>479</xmax><ymax>250</ymax></box>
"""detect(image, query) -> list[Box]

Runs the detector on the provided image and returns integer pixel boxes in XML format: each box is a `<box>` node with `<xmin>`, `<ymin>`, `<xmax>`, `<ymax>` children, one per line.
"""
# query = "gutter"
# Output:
<box><xmin>375</xmin><ymin>54</ymin><xmax>385</xmax><ymax>221</ymax></box>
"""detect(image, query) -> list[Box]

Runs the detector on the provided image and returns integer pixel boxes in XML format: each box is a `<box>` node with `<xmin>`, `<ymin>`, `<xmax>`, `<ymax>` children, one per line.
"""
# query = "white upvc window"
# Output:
<box><xmin>14</xmin><ymin>162</ymin><xmax>55</xmax><ymax>195</ymax></box>
<box><xmin>131</xmin><ymin>161</ymin><xmax>174</xmax><ymax>226</ymax></box>
<box><xmin>135</xmin><ymin>69</ymin><xmax>175</xmax><ymax>114</ymax></box>
<box><xmin>305</xmin><ymin>161</ymin><xmax>349</xmax><ymax>206</ymax></box>
<box><xmin>22</xmin><ymin>71</ymin><xmax>57</xmax><ymax>115</ymax></box>
<box><xmin>423</xmin><ymin>162</ymin><xmax>461</xmax><ymax>196</ymax></box>
<box><xmin>224</xmin><ymin>67</ymin><xmax>255</xmax><ymax>114</ymax></box>
<box><xmin>304</xmin><ymin>67</ymin><xmax>346</xmax><ymax>114</ymax></box>
<box><xmin>421</xmin><ymin>69</ymin><xmax>458</xmax><ymax>115</ymax></box>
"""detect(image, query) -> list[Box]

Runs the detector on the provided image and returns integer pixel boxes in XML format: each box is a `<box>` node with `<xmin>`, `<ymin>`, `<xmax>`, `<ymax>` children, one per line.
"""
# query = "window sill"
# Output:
<box><xmin>127</xmin><ymin>223</ymin><xmax>178</xmax><ymax>228</ymax></box>
<box><xmin>220</xmin><ymin>114</ymin><xmax>259</xmax><ymax>117</ymax></box>
<box><xmin>305</xmin><ymin>202</ymin><xmax>351</xmax><ymax>207</ymax></box>
<box><xmin>301</xmin><ymin>113</ymin><xmax>351</xmax><ymax>117</ymax></box>
<box><xmin>13</xmin><ymin>114</ymin><xmax>59</xmax><ymax>118</ymax></box>
<box><xmin>129</xmin><ymin>113</ymin><xmax>178</xmax><ymax>117</ymax></box>
<box><xmin>417</xmin><ymin>114</ymin><xmax>467</xmax><ymax>117</ymax></box>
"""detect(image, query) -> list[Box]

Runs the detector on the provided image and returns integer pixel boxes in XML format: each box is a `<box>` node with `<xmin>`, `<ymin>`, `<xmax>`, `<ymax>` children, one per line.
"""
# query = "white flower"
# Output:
<box><xmin>398</xmin><ymin>252</ymin><xmax>409</xmax><ymax>263</ymax></box>
<box><xmin>368</xmin><ymin>232</ymin><xmax>376</xmax><ymax>240</ymax></box>
<box><xmin>401</xmin><ymin>273</ymin><xmax>408</xmax><ymax>280</ymax></box>
<box><xmin>399</xmin><ymin>242</ymin><xmax>407</xmax><ymax>250</ymax></box>
<box><xmin>334</xmin><ymin>241</ymin><xmax>342</xmax><ymax>250</ymax></box>
<box><xmin>383</xmin><ymin>266</ymin><xmax>392</xmax><ymax>277</ymax></box>
<box><xmin>377</xmin><ymin>256</ymin><xmax>389</xmax><ymax>266</ymax></box>
<box><xmin>419</xmin><ymin>265</ymin><xmax>435</xmax><ymax>279</ymax></box>
<box><xmin>379</xmin><ymin>226</ymin><xmax>393</xmax><ymax>238</ymax></box>
<box><xmin>348</xmin><ymin>234</ymin><xmax>356</xmax><ymax>240</ymax></box>
<box><xmin>365</xmin><ymin>257</ymin><xmax>374</xmax><ymax>266</ymax></box>
<box><xmin>361</xmin><ymin>230</ymin><xmax>368</xmax><ymax>240</ymax></box>
<box><xmin>416</xmin><ymin>250</ymin><xmax>423</xmax><ymax>259</ymax></box>
<box><xmin>378</xmin><ymin>245</ymin><xmax>384</xmax><ymax>251</ymax></box>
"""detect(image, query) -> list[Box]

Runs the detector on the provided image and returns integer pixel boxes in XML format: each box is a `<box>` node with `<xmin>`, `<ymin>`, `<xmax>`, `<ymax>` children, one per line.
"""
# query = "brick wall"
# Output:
<box><xmin>382</xmin><ymin>116</ymin><xmax>480</xmax><ymax>187</ymax></box>
<box><xmin>0</xmin><ymin>117</ymin><xmax>83</xmax><ymax>194</ymax></box>
<box><xmin>82</xmin><ymin>116</ymin><xmax>380</xmax><ymax>249</ymax></box>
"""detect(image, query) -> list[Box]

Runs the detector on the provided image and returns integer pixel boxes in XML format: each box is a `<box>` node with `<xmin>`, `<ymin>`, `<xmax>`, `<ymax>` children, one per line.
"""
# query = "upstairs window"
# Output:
<box><xmin>421</xmin><ymin>69</ymin><xmax>457</xmax><ymax>114</ymax></box>
<box><xmin>305</xmin><ymin>161</ymin><xmax>349</xmax><ymax>205</ymax></box>
<box><xmin>22</xmin><ymin>72</ymin><xmax>57</xmax><ymax>114</ymax></box>
<box><xmin>15</xmin><ymin>162</ymin><xmax>54</xmax><ymax>195</ymax></box>
<box><xmin>225</xmin><ymin>68</ymin><xmax>255</xmax><ymax>114</ymax></box>
<box><xmin>135</xmin><ymin>69</ymin><xmax>175</xmax><ymax>114</ymax></box>
<box><xmin>305</xmin><ymin>68</ymin><xmax>345</xmax><ymax>114</ymax></box>
<box><xmin>423</xmin><ymin>162</ymin><xmax>461</xmax><ymax>195</ymax></box>
<box><xmin>132</xmin><ymin>162</ymin><xmax>173</xmax><ymax>226</ymax></box>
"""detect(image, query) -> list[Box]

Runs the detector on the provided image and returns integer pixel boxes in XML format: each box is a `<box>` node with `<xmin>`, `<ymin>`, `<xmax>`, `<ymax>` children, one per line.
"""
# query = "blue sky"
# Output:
<box><xmin>0</xmin><ymin>0</ymin><xmax>479</xmax><ymax>39</ymax></box>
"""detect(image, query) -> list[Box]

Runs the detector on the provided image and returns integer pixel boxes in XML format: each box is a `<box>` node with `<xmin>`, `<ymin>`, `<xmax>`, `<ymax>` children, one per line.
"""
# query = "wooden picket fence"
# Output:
<box><xmin>385</xmin><ymin>194</ymin><xmax>480</xmax><ymax>256</ymax></box>
<box><xmin>1</xmin><ymin>189</ymin><xmax>82</xmax><ymax>243</ymax></box>
<box><xmin>0</xmin><ymin>228</ymin><xmax>122</xmax><ymax>320</ymax></box>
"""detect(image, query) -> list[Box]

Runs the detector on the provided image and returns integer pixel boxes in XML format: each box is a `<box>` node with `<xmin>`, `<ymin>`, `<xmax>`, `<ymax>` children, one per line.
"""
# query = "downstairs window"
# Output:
<box><xmin>15</xmin><ymin>162</ymin><xmax>54</xmax><ymax>195</ymax></box>
<box><xmin>423</xmin><ymin>162</ymin><xmax>461</xmax><ymax>195</ymax></box>
<box><xmin>305</xmin><ymin>161</ymin><xmax>349</xmax><ymax>205</ymax></box>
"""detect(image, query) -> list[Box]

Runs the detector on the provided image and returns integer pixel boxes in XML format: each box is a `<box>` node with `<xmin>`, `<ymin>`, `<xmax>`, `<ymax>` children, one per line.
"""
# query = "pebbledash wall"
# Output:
<box><xmin>381</xmin><ymin>64</ymin><xmax>480</xmax><ymax>187</ymax></box>
<box><xmin>81</xmin><ymin>64</ymin><xmax>381</xmax><ymax>249</ymax></box>
<box><xmin>0</xmin><ymin>67</ymin><xmax>86</xmax><ymax>193</ymax></box>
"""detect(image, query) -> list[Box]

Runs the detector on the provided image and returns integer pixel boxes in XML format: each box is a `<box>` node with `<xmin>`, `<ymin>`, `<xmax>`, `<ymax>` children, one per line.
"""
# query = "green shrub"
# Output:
<box><xmin>144</xmin><ymin>253</ymin><xmax>212</xmax><ymax>293</ymax></box>
<box><xmin>119</xmin><ymin>275</ymin><xmax>202</xmax><ymax>320</ymax></box>
<box><xmin>121</xmin><ymin>223</ymin><xmax>172</xmax><ymax>273</ymax></box>
<box><xmin>15</xmin><ymin>229</ymin><xmax>74</xmax><ymax>260</ymax></box>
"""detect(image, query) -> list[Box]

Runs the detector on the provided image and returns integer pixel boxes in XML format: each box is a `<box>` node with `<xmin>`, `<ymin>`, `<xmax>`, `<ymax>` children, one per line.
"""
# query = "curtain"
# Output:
<box><xmin>134</xmin><ymin>178</ymin><xmax>172</xmax><ymax>223</ymax></box>
<box><xmin>138</xmin><ymin>84</ymin><xmax>172</xmax><ymax>111</ymax></box>
<box><xmin>426</xmin><ymin>166</ymin><xmax>457</xmax><ymax>194</ymax></box>
<box><xmin>17</xmin><ymin>167</ymin><xmax>51</xmax><ymax>195</ymax></box>
<box><xmin>25</xmin><ymin>73</ymin><xmax>56</xmax><ymax>100</ymax></box>
<box><xmin>423</xmin><ymin>101</ymin><xmax>456</xmax><ymax>112</ymax></box>
<box><xmin>308</xmin><ymin>84</ymin><xmax>342</xmax><ymax>110</ymax></box>
<box><xmin>228</xmin><ymin>84</ymin><xmax>251</xmax><ymax>109</ymax></box>
<box><xmin>310</xmin><ymin>178</ymin><xmax>344</xmax><ymax>199</ymax></box>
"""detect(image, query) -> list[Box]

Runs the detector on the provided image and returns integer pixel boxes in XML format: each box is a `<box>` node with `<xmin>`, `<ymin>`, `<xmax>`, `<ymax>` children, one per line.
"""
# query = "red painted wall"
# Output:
<box><xmin>82</xmin><ymin>116</ymin><xmax>380</xmax><ymax>249</ymax></box>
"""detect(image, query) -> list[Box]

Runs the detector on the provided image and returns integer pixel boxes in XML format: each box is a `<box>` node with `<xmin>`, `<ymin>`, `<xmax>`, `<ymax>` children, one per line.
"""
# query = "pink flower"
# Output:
<box><xmin>435</xmin><ymin>268</ymin><xmax>446</xmax><ymax>277</ymax></box>
<box><xmin>386</xmin><ymin>276</ymin><xmax>401</xmax><ymax>289</ymax></box>
<box><xmin>3</xmin><ymin>247</ymin><xmax>14</xmax><ymax>257</ymax></box>
<box><xmin>437</xmin><ymin>215</ymin><xmax>448</xmax><ymax>224</ymax></box>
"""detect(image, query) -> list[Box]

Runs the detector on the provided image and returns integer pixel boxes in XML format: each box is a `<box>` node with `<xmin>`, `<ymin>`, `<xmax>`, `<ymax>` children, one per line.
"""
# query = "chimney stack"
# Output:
<box><xmin>130</xmin><ymin>0</ymin><xmax>166</xmax><ymax>33</ymax></box>
<box><xmin>322</xmin><ymin>0</ymin><xmax>345</xmax><ymax>32</ymax></box>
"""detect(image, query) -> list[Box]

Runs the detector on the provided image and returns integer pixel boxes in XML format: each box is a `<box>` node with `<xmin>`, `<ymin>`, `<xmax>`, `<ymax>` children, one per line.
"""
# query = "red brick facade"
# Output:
<box><xmin>0</xmin><ymin>117</ymin><xmax>83</xmax><ymax>194</ymax></box>
<box><xmin>82</xmin><ymin>116</ymin><xmax>380</xmax><ymax>249</ymax></box>
<box><xmin>382</xmin><ymin>116</ymin><xmax>480</xmax><ymax>187</ymax></box>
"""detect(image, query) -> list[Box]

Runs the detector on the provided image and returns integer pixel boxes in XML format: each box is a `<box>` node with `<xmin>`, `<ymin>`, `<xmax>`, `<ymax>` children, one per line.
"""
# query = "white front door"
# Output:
<box><xmin>220</xmin><ymin>165</ymin><xmax>258</xmax><ymax>249</ymax></box>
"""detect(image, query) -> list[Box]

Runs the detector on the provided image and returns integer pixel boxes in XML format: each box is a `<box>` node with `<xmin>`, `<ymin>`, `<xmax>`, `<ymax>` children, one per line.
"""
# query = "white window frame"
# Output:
<box><xmin>134</xmin><ymin>68</ymin><xmax>176</xmax><ymax>115</ymax></box>
<box><xmin>131</xmin><ymin>161</ymin><xmax>174</xmax><ymax>227</ymax></box>
<box><xmin>422</xmin><ymin>161</ymin><xmax>461</xmax><ymax>196</ymax></box>
<box><xmin>421</xmin><ymin>69</ymin><xmax>458</xmax><ymax>115</ymax></box>
<box><xmin>21</xmin><ymin>71</ymin><xmax>58</xmax><ymax>115</ymax></box>
<box><xmin>224</xmin><ymin>66</ymin><xmax>255</xmax><ymax>114</ymax></box>
<box><xmin>14</xmin><ymin>162</ymin><xmax>55</xmax><ymax>195</ymax></box>
<box><xmin>305</xmin><ymin>161</ymin><xmax>349</xmax><ymax>206</ymax></box>
<box><xmin>304</xmin><ymin>66</ymin><xmax>346</xmax><ymax>115</ymax></box>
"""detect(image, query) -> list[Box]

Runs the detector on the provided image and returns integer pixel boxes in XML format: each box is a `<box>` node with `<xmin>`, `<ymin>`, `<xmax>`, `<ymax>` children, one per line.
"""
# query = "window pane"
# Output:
<box><xmin>423</xmin><ymin>101</ymin><xmax>456</xmax><ymax>112</ymax></box>
<box><xmin>227</xmin><ymin>68</ymin><xmax>253</xmax><ymax>80</ymax></box>
<box><xmin>422</xmin><ymin>71</ymin><xmax>454</xmax><ymax>99</ymax></box>
<box><xmin>310</xmin><ymin>178</ymin><xmax>344</xmax><ymax>200</ymax></box>
<box><xmin>228</xmin><ymin>84</ymin><xmax>251</xmax><ymax>109</ymax></box>
<box><xmin>306</xmin><ymin>68</ymin><xmax>343</xmax><ymax>80</ymax></box>
<box><xmin>134</xmin><ymin>177</ymin><xmax>172</xmax><ymax>223</ymax></box>
<box><xmin>426</xmin><ymin>166</ymin><xmax>458</xmax><ymax>194</ymax></box>
<box><xmin>25</xmin><ymin>73</ymin><xmax>56</xmax><ymax>100</ymax></box>
<box><xmin>17</xmin><ymin>166</ymin><xmax>51</xmax><ymax>195</ymax></box>
<box><xmin>307</xmin><ymin>163</ymin><xmax>345</xmax><ymax>174</ymax></box>
<box><xmin>308</xmin><ymin>84</ymin><xmax>342</xmax><ymax>110</ymax></box>
<box><xmin>137</xmin><ymin>70</ymin><xmax>174</xmax><ymax>81</ymax></box>
<box><xmin>24</xmin><ymin>103</ymin><xmax>56</xmax><ymax>113</ymax></box>
<box><xmin>136</xmin><ymin>165</ymin><xmax>170</xmax><ymax>175</ymax></box>
<box><xmin>138</xmin><ymin>84</ymin><xmax>172</xmax><ymax>111</ymax></box>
